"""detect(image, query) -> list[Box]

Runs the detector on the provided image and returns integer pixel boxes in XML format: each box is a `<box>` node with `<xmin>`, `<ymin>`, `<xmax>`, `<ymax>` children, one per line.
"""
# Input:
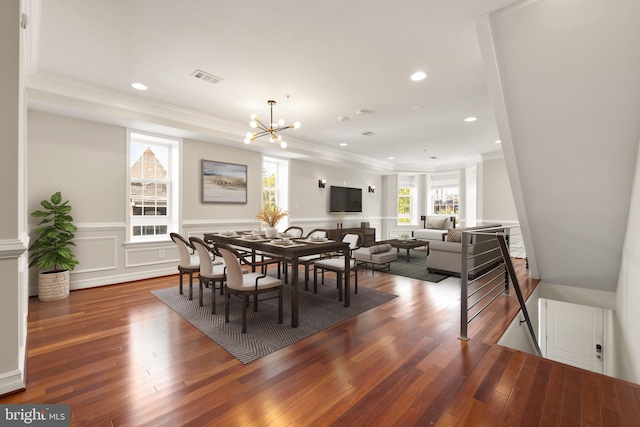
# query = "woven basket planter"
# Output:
<box><xmin>38</xmin><ymin>270</ymin><xmax>70</xmax><ymax>302</ymax></box>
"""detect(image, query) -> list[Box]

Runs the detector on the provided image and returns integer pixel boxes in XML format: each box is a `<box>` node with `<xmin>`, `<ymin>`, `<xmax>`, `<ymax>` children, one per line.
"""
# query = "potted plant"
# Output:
<box><xmin>29</xmin><ymin>192</ymin><xmax>79</xmax><ymax>301</ymax></box>
<box><xmin>255</xmin><ymin>204</ymin><xmax>288</xmax><ymax>238</ymax></box>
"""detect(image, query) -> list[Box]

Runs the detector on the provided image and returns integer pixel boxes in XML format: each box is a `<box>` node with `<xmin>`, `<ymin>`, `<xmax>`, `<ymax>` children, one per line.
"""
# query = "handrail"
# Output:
<box><xmin>496</xmin><ymin>234</ymin><xmax>541</xmax><ymax>356</ymax></box>
<box><xmin>459</xmin><ymin>225</ymin><xmax>537</xmax><ymax>355</ymax></box>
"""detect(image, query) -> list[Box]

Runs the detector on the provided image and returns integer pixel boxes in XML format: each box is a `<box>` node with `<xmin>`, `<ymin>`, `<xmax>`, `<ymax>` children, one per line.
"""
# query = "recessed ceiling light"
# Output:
<box><xmin>339</xmin><ymin>143</ymin><xmax>347</xmax><ymax>146</ymax></box>
<box><xmin>130</xmin><ymin>82</ymin><xmax>147</xmax><ymax>91</ymax></box>
<box><xmin>464</xmin><ymin>117</ymin><xmax>477</xmax><ymax>122</ymax></box>
<box><xmin>495</xmin><ymin>140</ymin><xmax>502</xmax><ymax>144</ymax></box>
<box><xmin>388</xmin><ymin>157</ymin><xmax>395</xmax><ymax>160</ymax></box>
<box><xmin>412</xmin><ymin>105</ymin><xmax>424</xmax><ymax>110</ymax></box>
<box><xmin>411</xmin><ymin>71</ymin><xmax>427</xmax><ymax>81</ymax></box>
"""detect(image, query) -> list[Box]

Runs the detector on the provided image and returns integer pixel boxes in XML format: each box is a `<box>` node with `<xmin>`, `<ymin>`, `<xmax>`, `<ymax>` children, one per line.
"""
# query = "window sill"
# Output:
<box><xmin>123</xmin><ymin>239</ymin><xmax>173</xmax><ymax>250</ymax></box>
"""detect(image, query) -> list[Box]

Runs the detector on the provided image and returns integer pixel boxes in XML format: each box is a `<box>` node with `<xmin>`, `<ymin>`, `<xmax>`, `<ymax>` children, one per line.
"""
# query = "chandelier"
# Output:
<box><xmin>244</xmin><ymin>100</ymin><xmax>301</xmax><ymax>149</ymax></box>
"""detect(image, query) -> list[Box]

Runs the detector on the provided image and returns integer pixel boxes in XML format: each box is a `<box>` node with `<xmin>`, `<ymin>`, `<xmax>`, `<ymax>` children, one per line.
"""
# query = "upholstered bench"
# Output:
<box><xmin>354</xmin><ymin>243</ymin><xmax>397</xmax><ymax>273</ymax></box>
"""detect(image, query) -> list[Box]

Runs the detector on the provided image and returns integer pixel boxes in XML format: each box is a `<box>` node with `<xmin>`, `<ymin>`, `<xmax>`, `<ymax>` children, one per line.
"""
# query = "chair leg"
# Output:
<box><xmin>337</xmin><ymin>272</ymin><xmax>343</xmax><ymax>302</ymax></box>
<box><xmin>242</xmin><ymin>295</ymin><xmax>248</xmax><ymax>333</ymax></box>
<box><xmin>199</xmin><ymin>279</ymin><xmax>204</xmax><ymax>307</ymax></box>
<box><xmin>188</xmin><ymin>272</ymin><xmax>194</xmax><ymax>300</ymax></box>
<box><xmin>278</xmin><ymin>287</ymin><xmax>283</xmax><ymax>324</ymax></box>
<box><xmin>211</xmin><ymin>281</ymin><xmax>217</xmax><ymax>314</ymax></box>
<box><xmin>313</xmin><ymin>267</ymin><xmax>319</xmax><ymax>294</ymax></box>
<box><xmin>225</xmin><ymin>292</ymin><xmax>230</xmax><ymax>323</ymax></box>
<box><xmin>179</xmin><ymin>271</ymin><xmax>184</xmax><ymax>295</ymax></box>
<box><xmin>304</xmin><ymin>264</ymin><xmax>310</xmax><ymax>291</ymax></box>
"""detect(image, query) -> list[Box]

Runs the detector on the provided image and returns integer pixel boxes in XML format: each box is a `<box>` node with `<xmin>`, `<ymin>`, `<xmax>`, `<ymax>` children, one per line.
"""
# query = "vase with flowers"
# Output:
<box><xmin>255</xmin><ymin>204</ymin><xmax>288</xmax><ymax>238</ymax></box>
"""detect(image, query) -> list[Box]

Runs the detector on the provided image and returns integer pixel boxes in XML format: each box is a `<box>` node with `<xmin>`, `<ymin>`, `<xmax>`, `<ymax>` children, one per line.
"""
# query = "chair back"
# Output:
<box><xmin>189</xmin><ymin>237</ymin><xmax>213</xmax><ymax>275</ymax></box>
<box><xmin>218</xmin><ymin>244</ymin><xmax>245</xmax><ymax>290</ymax></box>
<box><xmin>284</xmin><ymin>226</ymin><xmax>303</xmax><ymax>238</ymax></box>
<box><xmin>306</xmin><ymin>228</ymin><xmax>328</xmax><ymax>239</ymax></box>
<box><xmin>170</xmin><ymin>232</ymin><xmax>194</xmax><ymax>267</ymax></box>
<box><xmin>342</xmin><ymin>233</ymin><xmax>360</xmax><ymax>250</ymax></box>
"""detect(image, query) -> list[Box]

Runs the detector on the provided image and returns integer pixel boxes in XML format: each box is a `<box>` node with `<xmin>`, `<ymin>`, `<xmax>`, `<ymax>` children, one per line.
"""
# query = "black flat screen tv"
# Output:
<box><xmin>329</xmin><ymin>186</ymin><xmax>362</xmax><ymax>213</ymax></box>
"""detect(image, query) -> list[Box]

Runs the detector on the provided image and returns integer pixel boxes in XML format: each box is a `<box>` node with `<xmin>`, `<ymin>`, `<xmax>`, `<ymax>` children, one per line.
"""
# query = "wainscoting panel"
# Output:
<box><xmin>73</xmin><ymin>236</ymin><xmax>118</xmax><ymax>274</ymax></box>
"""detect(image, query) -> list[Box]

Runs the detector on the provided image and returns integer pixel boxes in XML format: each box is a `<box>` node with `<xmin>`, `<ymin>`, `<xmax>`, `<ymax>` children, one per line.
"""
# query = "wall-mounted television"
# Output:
<box><xmin>329</xmin><ymin>185</ymin><xmax>362</xmax><ymax>213</ymax></box>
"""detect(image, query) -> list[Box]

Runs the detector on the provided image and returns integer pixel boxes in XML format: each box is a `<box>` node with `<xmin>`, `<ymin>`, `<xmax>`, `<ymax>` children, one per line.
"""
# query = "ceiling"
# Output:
<box><xmin>25</xmin><ymin>0</ymin><xmax>521</xmax><ymax>173</ymax></box>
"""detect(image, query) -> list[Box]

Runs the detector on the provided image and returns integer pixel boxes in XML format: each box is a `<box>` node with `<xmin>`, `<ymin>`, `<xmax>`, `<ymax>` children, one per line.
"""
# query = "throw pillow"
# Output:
<box><xmin>427</xmin><ymin>216</ymin><xmax>447</xmax><ymax>230</ymax></box>
<box><xmin>447</xmin><ymin>228</ymin><xmax>464</xmax><ymax>243</ymax></box>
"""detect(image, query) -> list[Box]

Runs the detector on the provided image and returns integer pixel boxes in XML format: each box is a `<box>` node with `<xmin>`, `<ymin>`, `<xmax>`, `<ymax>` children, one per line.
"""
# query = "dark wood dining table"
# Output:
<box><xmin>204</xmin><ymin>232</ymin><xmax>351</xmax><ymax>328</ymax></box>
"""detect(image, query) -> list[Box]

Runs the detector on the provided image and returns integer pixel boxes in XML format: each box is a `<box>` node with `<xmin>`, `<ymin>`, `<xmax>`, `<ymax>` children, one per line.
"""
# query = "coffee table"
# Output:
<box><xmin>378</xmin><ymin>239</ymin><xmax>429</xmax><ymax>262</ymax></box>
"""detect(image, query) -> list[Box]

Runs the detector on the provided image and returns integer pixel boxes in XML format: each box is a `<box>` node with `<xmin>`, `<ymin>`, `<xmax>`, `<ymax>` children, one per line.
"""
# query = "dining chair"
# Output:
<box><xmin>190</xmin><ymin>237</ymin><xmax>228</xmax><ymax>313</ymax></box>
<box><xmin>283</xmin><ymin>228</ymin><xmax>329</xmax><ymax>290</ymax></box>
<box><xmin>218</xmin><ymin>243</ymin><xmax>284</xmax><ymax>333</ymax></box>
<box><xmin>313</xmin><ymin>233</ymin><xmax>360</xmax><ymax>301</ymax></box>
<box><xmin>170</xmin><ymin>232</ymin><xmax>200</xmax><ymax>300</ymax></box>
<box><xmin>281</xmin><ymin>226</ymin><xmax>303</xmax><ymax>238</ymax></box>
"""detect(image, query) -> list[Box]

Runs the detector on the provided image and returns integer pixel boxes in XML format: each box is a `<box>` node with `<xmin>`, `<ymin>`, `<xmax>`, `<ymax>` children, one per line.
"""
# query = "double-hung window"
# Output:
<box><xmin>262</xmin><ymin>157</ymin><xmax>289</xmax><ymax>230</ymax></box>
<box><xmin>127</xmin><ymin>131</ymin><xmax>180</xmax><ymax>241</ymax></box>
<box><xmin>397</xmin><ymin>175</ymin><xmax>417</xmax><ymax>224</ymax></box>
<box><xmin>429</xmin><ymin>172</ymin><xmax>460</xmax><ymax>216</ymax></box>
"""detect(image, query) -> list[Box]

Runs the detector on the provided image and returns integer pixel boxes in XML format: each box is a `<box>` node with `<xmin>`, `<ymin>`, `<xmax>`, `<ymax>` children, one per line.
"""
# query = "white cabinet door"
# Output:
<box><xmin>539</xmin><ymin>298</ymin><xmax>604</xmax><ymax>373</ymax></box>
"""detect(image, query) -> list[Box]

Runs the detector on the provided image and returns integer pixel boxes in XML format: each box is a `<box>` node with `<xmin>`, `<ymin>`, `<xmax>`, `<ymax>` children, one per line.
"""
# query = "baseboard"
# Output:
<box><xmin>0</xmin><ymin>369</ymin><xmax>25</xmax><ymax>397</ymax></box>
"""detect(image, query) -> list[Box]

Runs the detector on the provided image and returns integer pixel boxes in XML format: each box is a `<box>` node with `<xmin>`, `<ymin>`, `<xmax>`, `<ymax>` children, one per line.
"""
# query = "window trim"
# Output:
<box><xmin>126</xmin><ymin>130</ymin><xmax>181</xmax><ymax>243</ymax></box>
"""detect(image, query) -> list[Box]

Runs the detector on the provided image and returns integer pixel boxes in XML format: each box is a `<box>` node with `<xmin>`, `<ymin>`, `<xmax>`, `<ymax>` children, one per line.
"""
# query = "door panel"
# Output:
<box><xmin>540</xmin><ymin>299</ymin><xmax>604</xmax><ymax>374</ymax></box>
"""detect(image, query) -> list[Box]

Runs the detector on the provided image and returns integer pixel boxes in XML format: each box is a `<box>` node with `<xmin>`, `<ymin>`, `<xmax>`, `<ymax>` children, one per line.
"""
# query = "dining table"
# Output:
<box><xmin>204</xmin><ymin>231</ymin><xmax>351</xmax><ymax>328</ymax></box>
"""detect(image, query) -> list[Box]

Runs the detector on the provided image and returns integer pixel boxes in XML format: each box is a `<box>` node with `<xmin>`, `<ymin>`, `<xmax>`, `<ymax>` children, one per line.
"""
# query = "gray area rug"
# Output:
<box><xmin>377</xmin><ymin>248</ymin><xmax>449</xmax><ymax>283</ymax></box>
<box><xmin>152</xmin><ymin>281</ymin><xmax>397</xmax><ymax>364</ymax></box>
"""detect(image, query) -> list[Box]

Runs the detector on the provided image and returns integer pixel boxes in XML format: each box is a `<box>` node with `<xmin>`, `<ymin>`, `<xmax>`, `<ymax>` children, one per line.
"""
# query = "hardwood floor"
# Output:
<box><xmin>2</xmin><ymin>260</ymin><xmax>640</xmax><ymax>426</ymax></box>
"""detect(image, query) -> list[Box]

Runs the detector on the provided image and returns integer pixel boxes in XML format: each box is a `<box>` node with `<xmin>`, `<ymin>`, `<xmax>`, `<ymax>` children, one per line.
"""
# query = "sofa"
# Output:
<box><xmin>354</xmin><ymin>243</ymin><xmax>397</xmax><ymax>273</ymax></box>
<box><xmin>412</xmin><ymin>215</ymin><xmax>456</xmax><ymax>242</ymax></box>
<box><xmin>427</xmin><ymin>225</ymin><xmax>505</xmax><ymax>278</ymax></box>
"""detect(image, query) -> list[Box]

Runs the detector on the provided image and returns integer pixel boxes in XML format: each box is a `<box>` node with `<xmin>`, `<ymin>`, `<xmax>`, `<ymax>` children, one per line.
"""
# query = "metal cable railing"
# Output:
<box><xmin>459</xmin><ymin>225</ymin><xmax>539</xmax><ymax>355</ymax></box>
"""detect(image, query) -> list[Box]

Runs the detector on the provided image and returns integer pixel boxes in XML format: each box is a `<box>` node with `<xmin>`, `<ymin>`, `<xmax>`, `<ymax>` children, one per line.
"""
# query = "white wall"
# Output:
<box><xmin>481</xmin><ymin>158</ymin><xmax>518</xmax><ymax>224</ymax></box>
<box><xmin>0</xmin><ymin>0</ymin><xmax>28</xmax><ymax>395</ymax></box>
<box><xmin>615</xmin><ymin>141</ymin><xmax>640</xmax><ymax>384</ymax></box>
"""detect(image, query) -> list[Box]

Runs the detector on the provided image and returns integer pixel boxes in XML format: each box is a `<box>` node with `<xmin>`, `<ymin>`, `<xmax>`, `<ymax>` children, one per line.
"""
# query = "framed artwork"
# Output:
<box><xmin>201</xmin><ymin>159</ymin><xmax>247</xmax><ymax>203</ymax></box>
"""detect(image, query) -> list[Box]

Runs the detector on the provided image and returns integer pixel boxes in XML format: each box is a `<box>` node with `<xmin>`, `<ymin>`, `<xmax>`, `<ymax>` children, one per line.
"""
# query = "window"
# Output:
<box><xmin>262</xmin><ymin>157</ymin><xmax>289</xmax><ymax>230</ymax></box>
<box><xmin>127</xmin><ymin>131</ymin><xmax>180</xmax><ymax>241</ymax></box>
<box><xmin>397</xmin><ymin>175</ymin><xmax>417</xmax><ymax>224</ymax></box>
<box><xmin>429</xmin><ymin>172</ymin><xmax>460</xmax><ymax>216</ymax></box>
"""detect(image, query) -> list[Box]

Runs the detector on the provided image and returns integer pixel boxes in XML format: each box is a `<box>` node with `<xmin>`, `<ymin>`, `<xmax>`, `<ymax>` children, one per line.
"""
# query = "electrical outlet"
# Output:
<box><xmin>158</xmin><ymin>250</ymin><xmax>165</xmax><ymax>259</ymax></box>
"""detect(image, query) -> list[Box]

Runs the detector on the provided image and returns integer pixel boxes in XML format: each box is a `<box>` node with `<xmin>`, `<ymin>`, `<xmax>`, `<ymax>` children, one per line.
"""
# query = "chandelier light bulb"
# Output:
<box><xmin>243</xmin><ymin>100</ymin><xmax>300</xmax><ymax>149</ymax></box>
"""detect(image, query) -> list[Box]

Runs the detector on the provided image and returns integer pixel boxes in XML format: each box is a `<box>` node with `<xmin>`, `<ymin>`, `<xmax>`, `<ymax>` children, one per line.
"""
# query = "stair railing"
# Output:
<box><xmin>459</xmin><ymin>225</ymin><xmax>540</xmax><ymax>356</ymax></box>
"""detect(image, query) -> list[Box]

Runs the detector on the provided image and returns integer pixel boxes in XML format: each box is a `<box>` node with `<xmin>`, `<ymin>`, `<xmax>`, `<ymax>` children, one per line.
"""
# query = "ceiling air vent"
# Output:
<box><xmin>191</xmin><ymin>69</ymin><xmax>224</xmax><ymax>84</ymax></box>
<box><xmin>361</xmin><ymin>131</ymin><xmax>376</xmax><ymax>137</ymax></box>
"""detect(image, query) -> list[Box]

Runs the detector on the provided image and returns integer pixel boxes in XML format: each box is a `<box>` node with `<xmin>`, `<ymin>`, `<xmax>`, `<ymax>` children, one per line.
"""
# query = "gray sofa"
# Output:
<box><xmin>412</xmin><ymin>215</ymin><xmax>456</xmax><ymax>242</ymax></box>
<box><xmin>427</xmin><ymin>225</ymin><xmax>505</xmax><ymax>278</ymax></box>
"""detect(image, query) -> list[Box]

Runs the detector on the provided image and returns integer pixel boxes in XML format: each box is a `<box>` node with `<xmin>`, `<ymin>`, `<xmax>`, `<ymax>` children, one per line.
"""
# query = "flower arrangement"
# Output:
<box><xmin>255</xmin><ymin>204</ymin><xmax>288</xmax><ymax>227</ymax></box>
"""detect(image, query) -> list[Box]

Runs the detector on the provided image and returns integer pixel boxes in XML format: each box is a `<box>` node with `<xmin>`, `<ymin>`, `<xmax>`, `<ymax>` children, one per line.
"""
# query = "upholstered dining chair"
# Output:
<box><xmin>281</xmin><ymin>226</ymin><xmax>303</xmax><ymax>238</ymax></box>
<box><xmin>283</xmin><ymin>228</ymin><xmax>330</xmax><ymax>290</ymax></box>
<box><xmin>170</xmin><ymin>232</ymin><xmax>200</xmax><ymax>300</ymax></box>
<box><xmin>218</xmin><ymin>243</ymin><xmax>284</xmax><ymax>333</ymax></box>
<box><xmin>189</xmin><ymin>237</ymin><xmax>228</xmax><ymax>312</ymax></box>
<box><xmin>313</xmin><ymin>233</ymin><xmax>360</xmax><ymax>301</ymax></box>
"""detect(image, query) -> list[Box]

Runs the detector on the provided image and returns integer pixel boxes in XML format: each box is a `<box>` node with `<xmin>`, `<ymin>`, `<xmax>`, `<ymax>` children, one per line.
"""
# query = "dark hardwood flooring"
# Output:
<box><xmin>2</xmin><ymin>258</ymin><xmax>640</xmax><ymax>426</ymax></box>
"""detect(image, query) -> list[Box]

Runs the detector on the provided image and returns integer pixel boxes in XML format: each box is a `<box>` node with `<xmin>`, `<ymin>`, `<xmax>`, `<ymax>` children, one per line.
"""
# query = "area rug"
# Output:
<box><xmin>152</xmin><ymin>282</ymin><xmax>397</xmax><ymax>364</ymax></box>
<box><xmin>382</xmin><ymin>249</ymin><xmax>449</xmax><ymax>283</ymax></box>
